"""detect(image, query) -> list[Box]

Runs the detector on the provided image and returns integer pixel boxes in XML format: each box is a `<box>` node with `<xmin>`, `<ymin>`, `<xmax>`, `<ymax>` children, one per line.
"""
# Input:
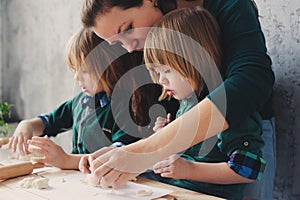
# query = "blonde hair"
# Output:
<box><xmin>144</xmin><ymin>6</ymin><xmax>223</xmax><ymax>100</ymax></box>
<box><xmin>66</xmin><ymin>28</ymin><xmax>134</xmax><ymax>97</ymax></box>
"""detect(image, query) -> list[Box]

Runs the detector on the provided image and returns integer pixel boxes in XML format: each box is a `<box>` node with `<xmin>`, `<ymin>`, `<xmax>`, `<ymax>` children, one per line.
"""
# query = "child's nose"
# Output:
<box><xmin>73</xmin><ymin>72</ymin><xmax>79</xmax><ymax>81</ymax></box>
<box><xmin>159</xmin><ymin>75</ymin><xmax>168</xmax><ymax>85</ymax></box>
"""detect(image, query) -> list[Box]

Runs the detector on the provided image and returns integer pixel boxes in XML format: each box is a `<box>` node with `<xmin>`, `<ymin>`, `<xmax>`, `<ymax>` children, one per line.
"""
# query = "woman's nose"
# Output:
<box><xmin>121</xmin><ymin>38</ymin><xmax>138</xmax><ymax>53</ymax></box>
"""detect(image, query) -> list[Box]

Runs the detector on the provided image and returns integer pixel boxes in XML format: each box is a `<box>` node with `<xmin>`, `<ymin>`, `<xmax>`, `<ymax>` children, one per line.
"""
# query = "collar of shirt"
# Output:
<box><xmin>81</xmin><ymin>91</ymin><xmax>110</xmax><ymax>109</ymax></box>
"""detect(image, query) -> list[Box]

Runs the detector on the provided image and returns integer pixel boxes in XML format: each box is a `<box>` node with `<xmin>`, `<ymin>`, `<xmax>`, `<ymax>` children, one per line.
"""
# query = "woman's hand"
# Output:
<box><xmin>27</xmin><ymin>135</ymin><xmax>69</xmax><ymax>169</ymax></box>
<box><xmin>153</xmin><ymin>113</ymin><xmax>171</xmax><ymax>132</ymax></box>
<box><xmin>86</xmin><ymin>146</ymin><xmax>155</xmax><ymax>188</ymax></box>
<box><xmin>153</xmin><ymin>154</ymin><xmax>193</xmax><ymax>179</ymax></box>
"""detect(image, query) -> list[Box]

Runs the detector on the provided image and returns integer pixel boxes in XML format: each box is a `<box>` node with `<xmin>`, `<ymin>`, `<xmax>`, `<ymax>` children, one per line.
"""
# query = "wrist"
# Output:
<box><xmin>182</xmin><ymin>160</ymin><xmax>196</xmax><ymax>180</ymax></box>
<box><xmin>60</xmin><ymin>153</ymin><xmax>78</xmax><ymax>170</ymax></box>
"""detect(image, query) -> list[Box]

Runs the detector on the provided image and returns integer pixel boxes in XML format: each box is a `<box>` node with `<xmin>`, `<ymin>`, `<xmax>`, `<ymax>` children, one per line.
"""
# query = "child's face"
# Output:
<box><xmin>154</xmin><ymin>65</ymin><xmax>194</xmax><ymax>100</ymax></box>
<box><xmin>74</xmin><ymin>70</ymin><xmax>103</xmax><ymax>96</ymax></box>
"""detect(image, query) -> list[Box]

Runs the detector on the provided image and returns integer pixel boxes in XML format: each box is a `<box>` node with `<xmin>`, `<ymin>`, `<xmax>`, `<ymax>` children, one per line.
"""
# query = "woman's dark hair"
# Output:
<box><xmin>80</xmin><ymin>0</ymin><xmax>179</xmax><ymax>127</ymax></box>
<box><xmin>81</xmin><ymin>0</ymin><xmax>177</xmax><ymax>27</ymax></box>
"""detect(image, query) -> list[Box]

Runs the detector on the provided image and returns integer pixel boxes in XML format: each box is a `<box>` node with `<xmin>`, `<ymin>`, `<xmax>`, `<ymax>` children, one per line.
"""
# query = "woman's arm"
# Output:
<box><xmin>89</xmin><ymin>98</ymin><xmax>228</xmax><ymax>187</ymax></box>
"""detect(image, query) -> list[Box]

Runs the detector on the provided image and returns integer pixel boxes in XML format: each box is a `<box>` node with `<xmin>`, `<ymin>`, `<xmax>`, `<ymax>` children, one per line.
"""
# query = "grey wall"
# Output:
<box><xmin>0</xmin><ymin>0</ymin><xmax>4</xmax><ymax>100</ymax></box>
<box><xmin>1</xmin><ymin>0</ymin><xmax>82</xmax><ymax>119</ymax></box>
<box><xmin>0</xmin><ymin>0</ymin><xmax>299</xmax><ymax>199</ymax></box>
<box><xmin>256</xmin><ymin>0</ymin><xmax>300</xmax><ymax>199</ymax></box>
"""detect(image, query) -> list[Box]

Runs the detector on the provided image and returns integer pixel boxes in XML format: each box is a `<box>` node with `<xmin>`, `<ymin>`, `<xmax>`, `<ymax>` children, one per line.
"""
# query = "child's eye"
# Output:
<box><xmin>164</xmin><ymin>69</ymin><xmax>171</xmax><ymax>73</ymax></box>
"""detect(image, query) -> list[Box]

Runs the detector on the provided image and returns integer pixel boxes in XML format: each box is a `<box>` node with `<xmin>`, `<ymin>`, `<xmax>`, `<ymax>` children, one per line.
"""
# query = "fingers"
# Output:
<box><xmin>153</xmin><ymin>158</ymin><xmax>171</xmax><ymax>171</ymax></box>
<box><xmin>79</xmin><ymin>156</ymin><xmax>91</xmax><ymax>174</ymax></box>
<box><xmin>86</xmin><ymin>173</ymin><xmax>101</xmax><ymax>187</ymax></box>
<box><xmin>166</xmin><ymin>113</ymin><xmax>172</xmax><ymax>124</ymax></box>
<box><xmin>8</xmin><ymin>136</ymin><xmax>18</xmax><ymax>152</ymax></box>
<box><xmin>160</xmin><ymin>171</ymin><xmax>173</xmax><ymax>178</ymax></box>
<box><xmin>153</xmin><ymin>154</ymin><xmax>179</xmax><ymax>174</ymax></box>
<box><xmin>93</xmin><ymin>164</ymin><xmax>112</xmax><ymax>181</ymax></box>
<box><xmin>153</xmin><ymin>164</ymin><xmax>171</xmax><ymax>174</ymax></box>
<box><xmin>153</xmin><ymin>116</ymin><xmax>167</xmax><ymax>132</ymax></box>
<box><xmin>91</xmin><ymin>147</ymin><xmax>112</xmax><ymax>159</ymax></box>
<box><xmin>27</xmin><ymin>136</ymin><xmax>51</xmax><ymax>148</ymax></box>
<box><xmin>100</xmin><ymin>169</ymin><xmax>122</xmax><ymax>188</ymax></box>
<box><xmin>27</xmin><ymin>136</ymin><xmax>52</xmax><ymax>156</ymax></box>
<box><xmin>17</xmin><ymin>137</ymin><xmax>25</xmax><ymax>155</ymax></box>
<box><xmin>31</xmin><ymin>156</ymin><xmax>46</xmax><ymax>163</ymax></box>
<box><xmin>114</xmin><ymin>173</ymin><xmax>138</xmax><ymax>188</ymax></box>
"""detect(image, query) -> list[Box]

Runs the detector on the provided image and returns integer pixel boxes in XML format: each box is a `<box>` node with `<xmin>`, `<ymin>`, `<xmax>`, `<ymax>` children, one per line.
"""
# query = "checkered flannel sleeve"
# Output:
<box><xmin>228</xmin><ymin>150</ymin><xmax>266</xmax><ymax>180</ymax></box>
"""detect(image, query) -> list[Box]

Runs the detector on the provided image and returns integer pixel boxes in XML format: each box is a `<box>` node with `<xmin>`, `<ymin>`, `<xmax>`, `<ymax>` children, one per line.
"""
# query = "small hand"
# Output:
<box><xmin>153</xmin><ymin>113</ymin><xmax>172</xmax><ymax>132</ymax></box>
<box><xmin>79</xmin><ymin>155</ymin><xmax>91</xmax><ymax>174</ymax></box>
<box><xmin>27</xmin><ymin>135</ymin><xmax>67</xmax><ymax>168</ymax></box>
<box><xmin>8</xmin><ymin>120</ymin><xmax>34</xmax><ymax>154</ymax></box>
<box><xmin>153</xmin><ymin>154</ymin><xmax>192</xmax><ymax>179</ymax></box>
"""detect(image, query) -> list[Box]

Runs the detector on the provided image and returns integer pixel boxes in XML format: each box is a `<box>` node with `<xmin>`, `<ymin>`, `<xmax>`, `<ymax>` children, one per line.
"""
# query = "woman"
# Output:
<box><xmin>79</xmin><ymin>0</ymin><xmax>275</xmax><ymax>199</ymax></box>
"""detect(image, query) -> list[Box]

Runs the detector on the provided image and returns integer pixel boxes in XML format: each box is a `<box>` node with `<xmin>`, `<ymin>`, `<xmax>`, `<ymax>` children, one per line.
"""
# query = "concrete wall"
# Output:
<box><xmin>256</xmin><ymin>0</ymin><xmax>300</xmax><ymax>199</ymax></box>
<box><xmin>0</xmin><ymin>0</ymin><xmax>3</xmax><ymax>101</ymax></box>
<box><xmin>1</xmin><ymin>0</ymin><xmax>81</xmax><ymax>120</ymax></box>
<box><xmin>0</xmin><ymin>0</ymin><xmax>299</xmax><ymax>199</ymax></box>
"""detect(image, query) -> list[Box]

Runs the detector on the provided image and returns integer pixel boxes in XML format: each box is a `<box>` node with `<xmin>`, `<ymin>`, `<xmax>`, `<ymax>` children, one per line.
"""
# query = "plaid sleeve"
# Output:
<box><xmin>228</xmin><ymin>150</ymin><xmax>266</xmax><ymax>180</ymax></box>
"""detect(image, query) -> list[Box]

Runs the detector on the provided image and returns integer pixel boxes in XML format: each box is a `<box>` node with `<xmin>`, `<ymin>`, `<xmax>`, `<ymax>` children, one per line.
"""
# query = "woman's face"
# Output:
<box><xmin>93</xmin><ymin>0</ymin><xmax>163</xmax><ymax>52</ymax></box>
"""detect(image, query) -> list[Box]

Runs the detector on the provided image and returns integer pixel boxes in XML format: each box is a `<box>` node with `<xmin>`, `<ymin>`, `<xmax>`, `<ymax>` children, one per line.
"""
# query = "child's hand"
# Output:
<box><xmin>153</xmin><ymin>113</ymin><xmax>172</xmax><ymax>132</ymax></box>
<box><xmin>8</xmin><ymin>120</ymin><xmax>34</xmax><ymax>154</ymax></box>
<box><xmin>79</xmin><ymin>155</ymin><xmax>92</xmax><ymax>174</ymax></box>
<box><xmin>27</xmin><ymin>135</ymin><xmax>68</xmax><ymax>168</ymax></box>
<box><xmin>153</xmin><ymin>154</ymin><xmax>193</xmax><ymax>179</ymax></box>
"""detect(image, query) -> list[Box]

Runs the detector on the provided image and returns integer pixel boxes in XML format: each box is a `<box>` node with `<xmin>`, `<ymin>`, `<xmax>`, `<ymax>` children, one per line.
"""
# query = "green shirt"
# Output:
<box><xmin>43</xmin><ymin>92</ymin><xmax>140</xmax><ymax>154</ymax></box>
<box><xmin>204</xmin><ymin>0</ymin><xmax>275</xmax><ymax>126</ymax></box>
<box><xmin>162</xmin><ymin>91</ymin><xmax>263</xmax><ymax>199</ymax></box>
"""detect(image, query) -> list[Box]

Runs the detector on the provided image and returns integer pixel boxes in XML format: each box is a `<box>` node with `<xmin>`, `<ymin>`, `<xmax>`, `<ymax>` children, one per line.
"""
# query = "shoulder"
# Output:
<box><xmin>204</xmin><ymin>0</ymin><xmax>257</xmax><ymax>18</ymax></box>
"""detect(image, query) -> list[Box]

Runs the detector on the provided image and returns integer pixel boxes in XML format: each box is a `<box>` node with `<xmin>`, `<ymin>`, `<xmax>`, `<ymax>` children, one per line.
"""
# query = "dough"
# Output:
<box><xmin>18</xmin><ymin>176</ymin><xmax>49</xmax><ymax>189</ymax></box>
<box><xmin>136</xmin><ymin>189</ymin><xmax>153</xmax><ymax>197</ymax></box>
<box><xmin>8</xmin><ymin>153</ymin><xmax>43</xmax><ymax>161</ymax></box>
<box><xmin>32</xmin><ymin>177</ymin><xmax>49</xmax><ymax>189</ymax></box>
<box><xmin>18</xmin><ymin>177</ymin><xmax>36</xmax><ymax>188</ymax></box>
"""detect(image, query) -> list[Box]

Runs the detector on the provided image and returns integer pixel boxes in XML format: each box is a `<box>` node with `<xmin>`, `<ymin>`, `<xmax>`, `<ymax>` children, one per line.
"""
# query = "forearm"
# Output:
<box><xmin>59</xmin><ymin>154</ymin><xmax>83</xmax><ymax>170</ymax></box>
<box><xmin>124</xmin><ymin>98</ymin><xmax>228</xmax><ymax>159</ymax></box>
<box><xmin>21</xmin><ymin>118</ymin><xmax>45</xmax><ymax>136</ymax></box>
<box><xmin>186</xmin><ymin>162</ymin><xmax>254</xmax><ymax>184</ymax></box>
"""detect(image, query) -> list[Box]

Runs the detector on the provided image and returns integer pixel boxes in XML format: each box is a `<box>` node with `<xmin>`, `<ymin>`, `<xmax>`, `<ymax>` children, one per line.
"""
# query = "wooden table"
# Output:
<box><xmin>0</xmin><ymin>167</ymin><xmax>224</xmax><ymax>200</ymax></box>
<box><xmin>137</xmin><ymin>177</ymin><xmax>224</xmax><ymax>200</ymax></box>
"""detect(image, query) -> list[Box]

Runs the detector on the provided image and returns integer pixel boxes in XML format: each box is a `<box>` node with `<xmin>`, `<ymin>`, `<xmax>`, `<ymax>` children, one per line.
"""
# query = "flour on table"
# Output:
<box><xmin>136</xmin><ymin>189</ymin><xmax>153</xmax><ymax>197</ymax></box>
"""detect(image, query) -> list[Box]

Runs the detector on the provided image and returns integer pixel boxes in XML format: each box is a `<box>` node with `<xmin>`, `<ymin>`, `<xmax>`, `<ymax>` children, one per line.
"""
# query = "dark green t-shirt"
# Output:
<box><xmin>44</xmin><ymin>92</ymin><xmax>140</xmax><ymax>154</ymax></box>
<box><xmin>204</xmin><ymin>0</ymin><xmax>275</xmax><ymax>126</ymax></box>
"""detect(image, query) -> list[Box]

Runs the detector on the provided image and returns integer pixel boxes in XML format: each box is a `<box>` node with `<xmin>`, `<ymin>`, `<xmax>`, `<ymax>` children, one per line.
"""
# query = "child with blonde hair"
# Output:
<box><xmin>8</xmin><ymin>28</ymin><xmax>142</xmax><ymax>169</ymax></box>
<box><xmin>144</xmin><ymin>7</ymin><xmax>266</xmax><ymax>199</ymax></box>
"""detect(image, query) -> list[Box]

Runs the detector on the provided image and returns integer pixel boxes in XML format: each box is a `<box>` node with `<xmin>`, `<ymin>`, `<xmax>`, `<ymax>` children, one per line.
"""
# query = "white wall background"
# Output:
<box><xmin>0</xmin><ymin>0</ymin><xmax>299</xmax><ymax>199</ymax></box>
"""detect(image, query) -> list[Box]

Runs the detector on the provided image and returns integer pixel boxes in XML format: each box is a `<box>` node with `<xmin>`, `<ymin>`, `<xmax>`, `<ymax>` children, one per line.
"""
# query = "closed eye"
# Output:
<box><xmin>122</xmin><ymin>24</ymin><xmax>133</xmax><ymax>35</ymax></box>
